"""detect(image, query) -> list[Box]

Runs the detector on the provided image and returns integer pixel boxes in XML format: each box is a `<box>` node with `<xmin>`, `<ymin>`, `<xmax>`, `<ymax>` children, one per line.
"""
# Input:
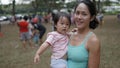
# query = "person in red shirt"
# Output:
<box><xmin>17</xmin><ymin>16</ymin><xmax>34</xmax><ymax>49</ymax></box>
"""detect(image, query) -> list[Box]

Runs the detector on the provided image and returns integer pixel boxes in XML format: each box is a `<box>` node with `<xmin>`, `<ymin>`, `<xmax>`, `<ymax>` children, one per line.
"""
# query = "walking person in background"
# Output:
<box><xmin>17</xmin><ymin>16</ymin><xmax>34</xmax><ymax>49</ymax></box>
<box><xmin>67</xmin><ymin>0</ymin><xmax>100</xmax><ymax>68</ymax></box>
<box><xmin>34</xmin><ymin>12</ymin><xmax>71</xmax><ymax>68</ymax></box>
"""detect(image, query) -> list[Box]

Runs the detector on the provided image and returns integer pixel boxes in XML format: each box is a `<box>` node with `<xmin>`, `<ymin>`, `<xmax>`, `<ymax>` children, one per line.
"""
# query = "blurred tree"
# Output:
<box><xmin>0</xmin><ymin>0</ymin><xmax>3</xmax><ymax>14</ymax></box>
<box><xmin>1</xmin><ymin>0</ymin><xmax>119</xmax><ymax>15</ymax></box>
<box><xmin>92</xmin><ymin>0</ymin><xmax>97</xmax><ymax>6</ymax></box>
<box><xmin>12</xmin><ymin>0</ymin><xmax>15</xmax><ymax>16</ymax></box>
<box><xmin>31</xmin><ymin>0</ymin><xmax>38</xmax><ymax>14</ymax></box>
<box><xmin>104</xmin><ymin>0</ymin><xmax>112</xmax><ymax>6</ymax></box>
<box><xmin>97</xmin><ymin>0</ymin><xmax>101</xmax><ymax>12</ymax></box>
<box><xmin>30</xmin><ymin>0</ymin><xmax>65</xmax><ymax>13</ymax></box>
<box><xmin>66</xmin><ymin>1</ymin><xmax>76</xmax><ymax>9</ymax></box>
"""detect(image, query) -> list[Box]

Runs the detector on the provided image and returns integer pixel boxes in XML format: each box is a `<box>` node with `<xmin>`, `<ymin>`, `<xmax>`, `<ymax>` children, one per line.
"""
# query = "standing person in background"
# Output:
<box><xmin>96</xmin><ymin>11</ymin><xmax>104</xmax><ymax>27</ymax></box>
<box><xmin>34</xmin><ymin>12</ymin><xmax>71</xmax><ymax>68</ymax></box>
<box><xmin>67</xmin><ymin>0</ymin><xmax>100</xmax><ymax>68</ymax></box>
<box><xmin>0</xmin><ymin>22</ymin><xmax>3</xmax><ymax>37</ymax></box>
<box><xmin>27</xmin><ymin>15</ymin><xmax>34</xmax><ymax>39</ymax></box>
<box><xmin>51</xmin><ymin>11</ymin><xmax>59</xmax><ymax>31</ymax></box>
<box><xmin>10</xmin><ymin>15</ymin><xmax>16</xmax><ymax>25</ymax></box>
<box><xmin>33</xmin><ymin>29</ymin><xmax>39</xmax><ymax>46</ymax></box>
<box><xmin>32</xmin><ymin>15</ymin><xmax>46</xmax><ymax>45</ymax></box>
<box><xmin>17</xmin><ymin>16</ymin><xmax>34</xmax><ymax>49</ymax></box>
<box><xmin>117</xmin><ymin>13</ymin><xmax>120</xmax><ymax>22</ymax></box>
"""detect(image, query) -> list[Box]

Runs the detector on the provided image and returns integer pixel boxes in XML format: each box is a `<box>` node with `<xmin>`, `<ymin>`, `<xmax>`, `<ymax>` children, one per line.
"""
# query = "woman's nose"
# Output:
<box><xmin>77</xmin><ymin>14</ymin><xmax>82</xmax><ymax>19</ymax></box>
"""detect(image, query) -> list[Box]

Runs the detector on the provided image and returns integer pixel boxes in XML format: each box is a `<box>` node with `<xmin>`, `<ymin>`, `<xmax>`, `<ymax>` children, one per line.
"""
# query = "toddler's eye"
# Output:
<box><xmin>61</xmin><ymin>23</ymin><xmax>64</xmax><ymax>25</ymax></box>
<box><xmin>66</xmin><ymin>24</ymin><xmax>69</xmax><ymax>26</ymax></box>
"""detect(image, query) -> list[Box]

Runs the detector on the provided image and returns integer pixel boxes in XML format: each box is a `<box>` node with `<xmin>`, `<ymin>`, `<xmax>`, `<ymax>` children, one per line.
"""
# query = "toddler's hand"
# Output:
<box><xmin>34</xmin><ymin>54</ymin><xmax>40</xmax><ymax>64</ymax></box>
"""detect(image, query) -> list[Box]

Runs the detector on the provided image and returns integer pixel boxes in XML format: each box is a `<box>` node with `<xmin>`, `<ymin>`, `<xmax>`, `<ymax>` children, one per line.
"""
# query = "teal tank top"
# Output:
<box><xmin>67</xmin><ymin>32</ymin><xmax>93</xmax><ymax>68</ymax></box>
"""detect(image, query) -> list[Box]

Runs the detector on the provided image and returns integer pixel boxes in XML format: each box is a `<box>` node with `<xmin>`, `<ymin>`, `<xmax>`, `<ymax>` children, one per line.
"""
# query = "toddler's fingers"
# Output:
<box><xmin>34</xmin><ymin>58</ymin><xmax>39</xmax><ymax>63</ymax></box>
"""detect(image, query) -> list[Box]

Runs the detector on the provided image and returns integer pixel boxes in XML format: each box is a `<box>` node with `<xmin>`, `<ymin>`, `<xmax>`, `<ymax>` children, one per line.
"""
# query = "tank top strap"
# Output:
<box><xmin>82</xmin><ymin>32</ymin><xmax>93</xmax><ymax>45</ymax></box>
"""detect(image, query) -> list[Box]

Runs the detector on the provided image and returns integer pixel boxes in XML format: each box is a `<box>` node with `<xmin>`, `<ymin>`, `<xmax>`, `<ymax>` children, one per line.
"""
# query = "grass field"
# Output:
<box><xmin>0</xmin><ymin>15</ymin><xmax>120</xmax><ymax>68</ymax></box>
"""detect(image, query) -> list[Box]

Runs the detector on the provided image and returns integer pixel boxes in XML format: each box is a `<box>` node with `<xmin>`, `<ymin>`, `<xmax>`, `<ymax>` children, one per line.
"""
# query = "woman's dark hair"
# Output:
<box><xmin>52</xmin><ymin>12</ymin><xmax>71</xmax><ymax>31</ymax></box>
<box><xmin>74</xmin><ymin>0</ymin><xmax>99</xmax><ymax>29</ymax></box>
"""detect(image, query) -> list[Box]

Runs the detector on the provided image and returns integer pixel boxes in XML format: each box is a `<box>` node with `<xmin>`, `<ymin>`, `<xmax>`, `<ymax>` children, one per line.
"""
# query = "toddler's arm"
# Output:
<box><xmin>34</xmin><ymin>42</ymin><xmax>50</xmax><ymax>63</ymax></box>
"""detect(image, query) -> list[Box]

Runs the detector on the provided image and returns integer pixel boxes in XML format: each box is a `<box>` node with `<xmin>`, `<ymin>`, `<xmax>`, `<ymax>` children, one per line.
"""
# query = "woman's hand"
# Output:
<box><xmin>71</xmin><ymin>28</ymin><xmax>78</xmax><ymax>32</ymax></box>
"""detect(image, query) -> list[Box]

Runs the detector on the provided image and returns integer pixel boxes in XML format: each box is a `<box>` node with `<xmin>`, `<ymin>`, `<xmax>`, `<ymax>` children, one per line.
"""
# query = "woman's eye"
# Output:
<box><xmin>76</xmin><ymin>11</ymin><xmax>79</xmax><ymax>15</ymax></box>
<box><xmin>83</xmin><ymin>14</ymin><xmax>87</xmax><ymax>16</ymax></box>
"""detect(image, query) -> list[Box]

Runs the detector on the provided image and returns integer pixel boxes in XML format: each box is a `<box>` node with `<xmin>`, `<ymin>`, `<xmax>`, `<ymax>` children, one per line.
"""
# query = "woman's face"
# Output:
<box><xmin>74</xmin><ymin>3</ymin><xmax>92</xmax><ymax>29</ymax></box>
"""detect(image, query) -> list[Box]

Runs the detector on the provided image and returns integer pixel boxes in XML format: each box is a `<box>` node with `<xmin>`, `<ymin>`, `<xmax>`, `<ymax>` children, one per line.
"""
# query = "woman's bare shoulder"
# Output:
<box><xmin>87</xmin><ymin>33</ymin><xmax>100</xmax><ymax>51</ymax></box>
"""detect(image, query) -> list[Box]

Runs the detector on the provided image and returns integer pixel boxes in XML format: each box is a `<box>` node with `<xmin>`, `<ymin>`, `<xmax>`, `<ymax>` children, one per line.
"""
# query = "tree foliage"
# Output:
<box><xmin>0</xmin><ymin>0</ymin><xmax>120</xmax><ymax>15</ymax></box>
<box><xmin>30</xmin><ymin>0</ymin><xmax>65</xmax><ymax>13</ymax></box>
<box><xmin>104</xmin><ymin>0</ymin><xmax>112</xmax><ymax>6</ymax></box>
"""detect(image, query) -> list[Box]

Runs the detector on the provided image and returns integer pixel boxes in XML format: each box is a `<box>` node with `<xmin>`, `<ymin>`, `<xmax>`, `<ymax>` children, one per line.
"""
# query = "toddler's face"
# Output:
<box><xmin>55</xmin><ymin>16</ymin><xmax>70</xmax><ymax>35</ymax></box>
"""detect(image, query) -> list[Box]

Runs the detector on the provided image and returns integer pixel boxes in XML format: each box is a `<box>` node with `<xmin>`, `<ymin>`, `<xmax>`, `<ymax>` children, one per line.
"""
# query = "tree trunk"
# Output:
<box><xmin>98</xmin><ymin>0</ymin><xmax>101</xmax><ymax>12</ymax></box>
<box><xmin>12</xmin><ymin>0</ymin><xmax>15</xmax><ymax>16</ymax></box>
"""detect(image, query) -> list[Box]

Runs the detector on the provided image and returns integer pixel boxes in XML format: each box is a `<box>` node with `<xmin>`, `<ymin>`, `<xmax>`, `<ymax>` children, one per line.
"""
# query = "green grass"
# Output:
<box><xmin>0</xmin><ymin>15</ymin><xmax>120</xmax><ymax>68</ymax></box>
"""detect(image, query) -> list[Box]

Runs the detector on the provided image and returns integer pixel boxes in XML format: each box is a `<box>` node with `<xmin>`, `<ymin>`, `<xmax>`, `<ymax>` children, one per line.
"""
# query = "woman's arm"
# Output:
<box><xmin>88</xmin><ymin>36</ymin><xmax>100</xmax><ymax>68</ymax></box>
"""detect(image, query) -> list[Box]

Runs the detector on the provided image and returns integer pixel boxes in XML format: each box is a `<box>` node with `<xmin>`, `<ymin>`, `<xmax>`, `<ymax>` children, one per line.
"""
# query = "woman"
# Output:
<box><xmin>67</xmin><ymin>0</ymin><xmax>100</xmax><ymax>68</ymax></box>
